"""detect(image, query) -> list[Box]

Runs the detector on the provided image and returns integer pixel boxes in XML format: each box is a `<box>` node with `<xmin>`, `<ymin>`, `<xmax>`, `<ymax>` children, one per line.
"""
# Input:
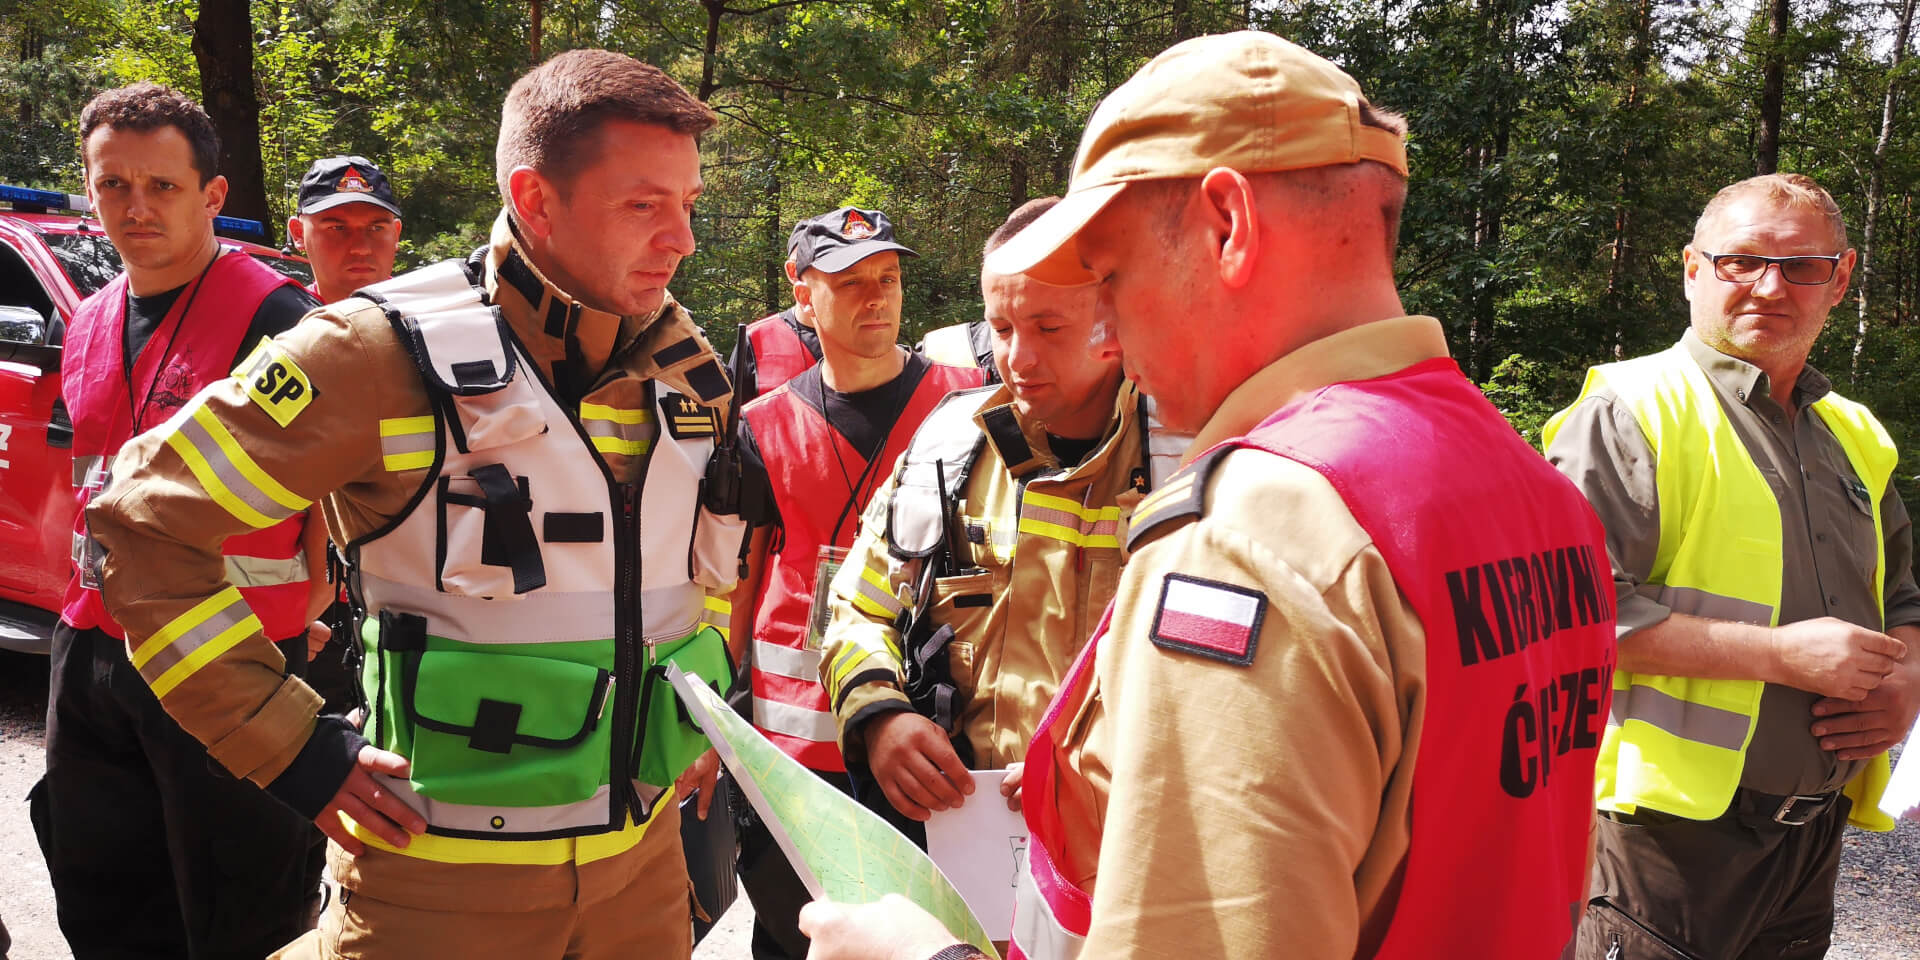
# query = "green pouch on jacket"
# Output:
<box><xmin>406</xmin><ymin>649</ymin><xmax>613</xmax><ymax>807</ymax></box>
<box><xmin>635</xmin><ymin>625</ymin><xmax>733</xmax><ymax>787</ymax></box>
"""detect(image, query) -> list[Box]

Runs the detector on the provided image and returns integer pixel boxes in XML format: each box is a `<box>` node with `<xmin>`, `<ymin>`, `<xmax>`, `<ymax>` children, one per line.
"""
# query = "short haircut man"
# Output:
<box><xmin>289</xmin><ymin>155</ymin><xmax>405</xmax><ymax>305</ymax></box>
<box><xmin>1546</xmin><ymin>172</ymin><xmax>1920</xmax><ymax>959</ymax></box>
<box><xmin>83</xmin><ymin>50</ymin><xmax>747</xmax><ymax>960</ymax></box>
<box><xmin>727</xmin><ymin>205</ymin><xmax>983</xmax><ymax>960</ymax></box>
<box><xmin>38</xmin><ymin>82</ymin><xmax>323</xmax><ymax>960</ymax></box>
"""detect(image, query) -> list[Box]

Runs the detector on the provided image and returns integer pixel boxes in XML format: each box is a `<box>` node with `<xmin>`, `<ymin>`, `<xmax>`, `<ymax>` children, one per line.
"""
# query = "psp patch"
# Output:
<box><xmin>233</xmin><ymin>337</ymin><xmax>315</xmax><ymax>428</ymax></box>
<box><xmin>664</xmin><ymin>393</ymin><xmax>719</xmax><ymax>439</ymax></box>
<box><xmin>1148</xmin><ymin>574</ymin><xmax>1267</xmax><ymax>667</ymax></box>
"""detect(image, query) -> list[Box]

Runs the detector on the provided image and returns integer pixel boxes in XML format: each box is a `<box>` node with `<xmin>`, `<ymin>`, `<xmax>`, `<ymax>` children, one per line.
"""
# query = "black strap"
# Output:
<box><xmin>468</xmin><ymin>464</ymin><xmax>547</xmax><ymax>594</ymax></box>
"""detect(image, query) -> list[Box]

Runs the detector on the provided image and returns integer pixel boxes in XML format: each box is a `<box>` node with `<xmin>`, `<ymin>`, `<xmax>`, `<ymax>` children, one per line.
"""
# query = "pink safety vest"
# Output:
<box><xmin>745</xmin><ymin>311</ymin><xmax>820</xmax><ymax>397</ymax></box>
<box><xmin>1013</xmin><ymin>357</ymin><xmax>1616</xmax><ymax>959</ymax></box>
<box><xmin>61</xmin><ymin>250</ymin><xmax>311</xmax><ymax>642</ymax></box>
<box><xmin>743</xmin><ymin>361</ymin><xmax>984</xmax><ymax>771</ymax></box>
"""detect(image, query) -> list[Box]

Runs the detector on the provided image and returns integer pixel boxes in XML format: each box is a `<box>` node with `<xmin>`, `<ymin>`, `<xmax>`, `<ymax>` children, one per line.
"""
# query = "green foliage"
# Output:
<box><xmin>4</xmin><ymin>0</ymin><xmax>1920</xmax><ymax>518</ymax></box>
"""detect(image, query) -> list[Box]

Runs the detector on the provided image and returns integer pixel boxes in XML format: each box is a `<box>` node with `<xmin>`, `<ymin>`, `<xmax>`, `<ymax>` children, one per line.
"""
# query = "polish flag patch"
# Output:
<box><xmin>1149</xmin><ymin>574</ymin><xmax>1268</xmax><ymax>667</ymax></box>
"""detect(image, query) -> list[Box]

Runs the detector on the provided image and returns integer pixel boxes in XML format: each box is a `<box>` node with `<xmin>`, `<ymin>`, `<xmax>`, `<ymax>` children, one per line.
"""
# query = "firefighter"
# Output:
<box><xmin>84</xmin><ymin>50</ymin><xmax>746</xmax><ymax>959</ymax></box>
<box><xmin>821</xmin><ymin>196</ymin><xmax>1147</xmax><ymax>829</ymax></box>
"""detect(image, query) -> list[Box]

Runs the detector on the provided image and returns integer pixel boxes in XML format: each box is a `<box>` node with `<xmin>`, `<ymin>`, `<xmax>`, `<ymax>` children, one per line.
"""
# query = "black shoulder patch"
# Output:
<box><xmin>653</xmin><ymin>336</ymin><xmax>702</xmax><ymax>369</ymax></box>
<box><xmin>683</xmin><ymin>358</ymin><xmax>730</xmax><ymax>403</ymax></box>
<box><xmin>1125</xmin><ymin>444</ymin><xmax>1231</xmax><ymax>551</ymax></box>
<box><xmin>664</xmin><ymin>392</ymin><xmax>720</xmax><ymax>439</ymax></box>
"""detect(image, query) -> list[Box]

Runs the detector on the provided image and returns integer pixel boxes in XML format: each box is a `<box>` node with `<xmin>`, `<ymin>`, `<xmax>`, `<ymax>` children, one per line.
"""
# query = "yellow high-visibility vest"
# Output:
<box><xmin>1544</xmin><ymin>343</ymin><xmax>1897</xmax><ymax>831</ymax></box>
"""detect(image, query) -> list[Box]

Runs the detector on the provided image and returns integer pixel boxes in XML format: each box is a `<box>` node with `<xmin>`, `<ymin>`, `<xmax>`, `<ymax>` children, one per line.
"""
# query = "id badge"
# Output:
<box><xmin>76</xmin><ymin>459</ymin><xmax>113</xmax><ymax>591</ymax></box>
<box><xmin>805</xmin><ymin>546</ymin><xmax>848</xmax><ymax>652</ymax></box>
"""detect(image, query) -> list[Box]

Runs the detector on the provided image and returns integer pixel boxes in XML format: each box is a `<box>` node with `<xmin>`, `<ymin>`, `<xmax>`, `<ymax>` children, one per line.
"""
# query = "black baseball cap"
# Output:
<box><xmin>297</xmin><ymin>156</ymin><xmax>402</xmax><ymax>217</ymax></box>
<box><xmin>788</xmin><ymin>206</ymin><xmax>917</xmax><ymax>276</ymax></box>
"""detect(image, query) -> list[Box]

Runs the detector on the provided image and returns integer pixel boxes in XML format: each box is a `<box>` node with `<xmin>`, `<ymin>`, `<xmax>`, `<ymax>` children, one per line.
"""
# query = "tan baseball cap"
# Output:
<box><xmin>985</xmin><ymin>31</ymin><xmax>1407</xmax><ymax>285</ymax></box>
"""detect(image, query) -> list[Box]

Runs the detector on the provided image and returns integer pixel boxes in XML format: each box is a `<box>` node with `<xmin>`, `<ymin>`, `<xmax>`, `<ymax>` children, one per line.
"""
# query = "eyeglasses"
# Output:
<box><xmin>1699</xmin><ymin>251</ymin><xmax>1843</xmax><ymax>286</ymax></box>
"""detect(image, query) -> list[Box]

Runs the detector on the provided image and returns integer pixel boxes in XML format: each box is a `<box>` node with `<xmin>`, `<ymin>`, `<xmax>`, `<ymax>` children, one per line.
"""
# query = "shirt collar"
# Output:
<box><xmin>1679</xmin><ymin>328</ymin><xmax>1831</xmax><ymax>409</ymax></box>
<box><xmin>1184</xmin><ymin>315</ymin><xmax>1452</xmax><ymax>460</ymax></box>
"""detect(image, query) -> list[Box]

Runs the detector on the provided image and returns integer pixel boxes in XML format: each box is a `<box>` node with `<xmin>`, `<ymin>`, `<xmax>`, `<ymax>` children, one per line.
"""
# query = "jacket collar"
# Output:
<box><xmin>482</xmin><ymin>210</ymin><xmax>730</xmax><ymax>406</ymax></box>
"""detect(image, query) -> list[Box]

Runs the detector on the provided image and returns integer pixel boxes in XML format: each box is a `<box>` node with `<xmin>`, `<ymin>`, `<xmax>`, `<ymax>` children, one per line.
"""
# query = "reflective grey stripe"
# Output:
<box><xmin>380</xmin><ymin>431</ymin><xmax>435</xmax><ymax>459</ymax></box>
<box><xmin>370</xmin><ymin>774</ymin><xmax>663</xmax><ymax>837</ymax></box>
<box><xmin>178</xmin><ymin>413</ymin><xmax>302</xmax><ymax>523</ymax></box>
<box><xmin>581</xmin><ymin>417</ymin><xmax>654</xmax><ymax>448</ymax></box>
<box><xmin>71</xmin><ymin>454</ymin><xmax>101</xmax><ymax>488</ymax></box>
<box><xmin>855</xmin><ymin>574</ymin><xmax>903</xmax><ymax>617</ymax></box>
<box><xmin>1656</xmin><ymin>585</ymin><xmax>1772</xmax><ymax>626</ymax></box>
<box><xmin>361</xmin><ymin>573</ymin><xmax>702</xmax><ymax>646</ymax></box>
<box><xmin>137</xmin><ymin>599</ymin><xmax>253</xmax><ymax>684</ymax></box>
<box><xmin>1011</xmin><ymin>863</ymin><xmax>1085</xmax><ymax>959</ymax></box>
<box><xmin>1609</xmin><ymin>683</ymin><xmax>1752</xmax><ymax>752</ymax></box>
<box><xmin>71</xmin><ymin>530</ymin><xmax>85</xmax><ymax>566</ymax></box>
<box><xmin>224</xmin><ymin>553</ymin><xmax>310</xmax><ymax>588</ymax></box>
<box><xmin>753</xmin><ymin>697</ymin><xmax>837</xmax><ymax>743</ymax></box>
<box><xmin>754</xmin><ymin>640</ymin><xmax>821</xmax><ymax>682</ymax></box>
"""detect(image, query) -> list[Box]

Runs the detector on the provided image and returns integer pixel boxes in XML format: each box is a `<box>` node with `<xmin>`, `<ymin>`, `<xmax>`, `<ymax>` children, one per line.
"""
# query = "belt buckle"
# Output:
<box><xmin>1773</xmin><ymin>794</ymin><xmax>1827</xmax><ymax>825</ymax></box>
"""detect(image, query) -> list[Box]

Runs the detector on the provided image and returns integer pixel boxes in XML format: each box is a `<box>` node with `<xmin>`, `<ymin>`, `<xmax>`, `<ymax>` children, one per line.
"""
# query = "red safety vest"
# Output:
<box><xmin>743</xmin><ymin>361</ymin><xmax>984</xmax><ymax>770</ymax></box>
<box><xmin>745</xmin><ymin>311</ymin><xmax>820</xmax><ymax>396</ymax></box>
<box><xmin>60</xmin><ymin>250</ymin><xmax>311</xmax><ymax>642</ymax></box>
<box><xmin>1014</xmin><ymin>357</ymin><xmax>1616</xmax><ymax>959</ymax></box>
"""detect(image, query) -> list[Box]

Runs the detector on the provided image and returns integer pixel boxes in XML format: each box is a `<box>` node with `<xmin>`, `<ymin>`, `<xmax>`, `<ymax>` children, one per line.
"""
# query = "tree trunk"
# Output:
<box><xmin>1606</xmin><ymin>0</ymin><xmax>1657</xmax><ymax>360</ymax></box>
<box><xmin>763</xmin><ymin>159</ymin><xmax>783</xmax><ymax>313</ymax></box>
<box><xmin>1756</xmin><ymin>0</ymin><xmax>1790</xmax><ymax>175</ymax></box>
<box><xmin>700</xmin><ymin>0</ymin><xmax>725</xmax><ymax>100</ymax></box>
<box><xmin>530</xmin><ymin>0</ymin><xmax>543</xmax><ymax>61</ymax></box>
<box><xmin>192</xmin><ymin>0</ymin><xmax>272</xmax><ymax>239</ymax></box>
<box><xmin>1850</xmin><ymin>0</ymin><xmax>1915</xmax><ymax>385</ymax></box>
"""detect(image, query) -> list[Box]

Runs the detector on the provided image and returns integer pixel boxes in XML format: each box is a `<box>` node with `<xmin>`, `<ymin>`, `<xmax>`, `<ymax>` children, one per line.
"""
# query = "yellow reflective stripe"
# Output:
<box><xmin>166</xmin><ymin>404</ymin><xmax>311</xmax><ymax>527</ymax></box>
<box><xmin>188</xmin><ymin>405</ymin><xmax>309</xmax><ymax>513</ymax></box>
<box><xmin>851</xmin><ymin>564</ymin><xmax>902</xmax><ymax>619</ymax></box>
<box><xmin>131</xmin><ymin>586</ymin><xmax>264</xmax><ymax>698</ymax></box>
<box><xmin>150</xmin><ymin>611</ymin><xmax>262</xmax><ymax>698</ymax></box>
<box><xmin>1021</xmin><ymin>490</ymin><xmax>1121</xmax><ymax>523</ymax></box>
<box><xmin>379</xmin><ymin>415</ymin><xmax>436</xmax><ymax>436</ymax></box>
<box><xmin>1017</xmin><ymin>517</ymin><xmax>1121</xmax><ymax>549</ymax></box>
<box><xmin>1020</xmin><ymin>490</ymin><xmax>1122</xmax><ymax>548</ymax></box>
<box><xmin>579</xmin><ymin>402</ymin><xmax>652</xmax><ymax>425</ymax></box>
<box><xmin>378</xmin><ymin>416</ymin><xmax>438</xmax><ymax>472</ymax></box>
<box><xmin>702</xmin><ymin>595</ymin><xmax>731</xmax><ymax>641</ymax></box>
<box><xmin>590</xmin><ymin>435</ymin><xmax>653</xmax><ymax>456</ymax></box>
<box><xmin>131</xmin><ymin>587</ymin><xmax>242</xmax><ymax>671</ymax></box>
<box><xmin>340</xmin><ymin>785</ymin><xmax>672</xmax><ymax>866</ymax></box>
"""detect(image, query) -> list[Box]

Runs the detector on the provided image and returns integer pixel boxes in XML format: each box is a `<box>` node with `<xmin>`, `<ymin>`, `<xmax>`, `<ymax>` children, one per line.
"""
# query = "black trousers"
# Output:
<box><xmin>1576</xmin><ymin>797</ymin><xmax>1851</xmax><ymax>960</ymax></box>
<box><xmin>30</xmin><ymin>622</ymin><xmax>318</xmax><ymax>960</ymax></box>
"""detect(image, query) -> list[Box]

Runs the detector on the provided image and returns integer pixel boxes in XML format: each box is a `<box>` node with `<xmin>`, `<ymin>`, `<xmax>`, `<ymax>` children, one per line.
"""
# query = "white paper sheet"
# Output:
<box><xmin>1876</xmin><ymin>728</ymin><xmax>1920</xmax><ymax>822</ymax></box>
<box><xmin>924</xmin><ymin>769</ymin><xmax>1030</xmax><ymax>941</ymax></box>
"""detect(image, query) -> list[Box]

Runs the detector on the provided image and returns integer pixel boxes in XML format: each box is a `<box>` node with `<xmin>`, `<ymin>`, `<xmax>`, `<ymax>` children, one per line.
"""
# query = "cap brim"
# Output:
<box><xmin>808</xmin><ymin>240</ymin><xmax>918</xmax><ymax>275</ymax></box>
<box><xmin>982</xmin><ymin>182</ymin><xmax>1127</xmax><ymax>286</ymax></box>
<box><xmin>300</xmin><ymin>193</ymin><xmax>402</xmax><ymax>217</ymax></box>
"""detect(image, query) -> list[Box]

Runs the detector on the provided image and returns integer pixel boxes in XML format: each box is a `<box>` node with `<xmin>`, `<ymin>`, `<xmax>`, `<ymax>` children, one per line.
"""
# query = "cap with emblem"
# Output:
<box><xmin>788</xmin><ymin>206</ymin><xmax>917</xmax><ymax>277</ymax></box>
<box><xmin>297</xmin><ymin>155</ymin><xmax>403</xmax><ymax>217</ymax></box>
<box><xmin>985</xmin><ymin>30</ymin><xmax>1407</xmax><ymax>285</ymax></box>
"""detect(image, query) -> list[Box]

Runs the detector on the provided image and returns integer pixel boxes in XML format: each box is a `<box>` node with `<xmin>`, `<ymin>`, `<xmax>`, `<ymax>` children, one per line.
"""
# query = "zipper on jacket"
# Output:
<box><xmin>609</xmin><ymin>480</ymin><xmax>644</xmax><ymax>824</ymax></box>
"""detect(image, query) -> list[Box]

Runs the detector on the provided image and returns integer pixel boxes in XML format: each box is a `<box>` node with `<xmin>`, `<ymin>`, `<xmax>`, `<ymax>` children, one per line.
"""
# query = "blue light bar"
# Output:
<box><xmin>213</xmin><ymin>215</ymin><xmax>266</xmax><ymax>237</ymax></box>
<box><xmin>0</xmin><ymin>184</ymin><xmax>86</xmax><ymax>212</ymax></box>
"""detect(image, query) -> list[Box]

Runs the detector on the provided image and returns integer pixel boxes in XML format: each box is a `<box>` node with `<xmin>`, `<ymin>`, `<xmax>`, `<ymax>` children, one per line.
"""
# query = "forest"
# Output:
<box><xmin>5</xmin><ymin>0</ymin><xmax>1918</xmax><ymax>497</ymax></box>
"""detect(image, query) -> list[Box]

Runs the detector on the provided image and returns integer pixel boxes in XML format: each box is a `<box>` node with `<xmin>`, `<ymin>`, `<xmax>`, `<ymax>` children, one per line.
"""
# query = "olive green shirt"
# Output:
<box><xmin>1546</xmin><ymin>330</ymin><xmax>1920</xmax><ymax>795</ymax></box>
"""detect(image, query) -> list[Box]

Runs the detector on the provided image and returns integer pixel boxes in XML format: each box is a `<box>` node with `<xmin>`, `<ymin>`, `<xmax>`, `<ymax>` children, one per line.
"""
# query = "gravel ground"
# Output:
<box><xmin>0</xmin><ymin>648</ymin><xmax>1914</xmax><ymax>959</ymax></box>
